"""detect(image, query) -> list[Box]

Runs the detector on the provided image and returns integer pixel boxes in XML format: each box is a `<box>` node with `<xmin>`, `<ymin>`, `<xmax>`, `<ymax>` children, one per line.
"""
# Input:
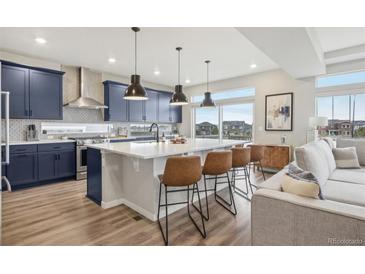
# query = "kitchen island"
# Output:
<box><xmin>86</xmin><ymin>138</ymin><xmax>248</xmax><ymax>221</ymax></box>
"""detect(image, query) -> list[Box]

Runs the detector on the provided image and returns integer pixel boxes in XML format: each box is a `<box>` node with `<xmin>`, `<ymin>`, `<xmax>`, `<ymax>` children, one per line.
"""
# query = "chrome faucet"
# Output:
<box><xmin>149</xmin><ymin>123</ymin><xmax>160</xmax><ymax>142</ymax></box>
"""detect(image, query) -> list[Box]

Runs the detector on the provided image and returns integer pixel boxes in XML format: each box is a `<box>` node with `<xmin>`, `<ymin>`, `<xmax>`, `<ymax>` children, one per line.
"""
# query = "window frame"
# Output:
<box><xmin>316</xmin><ymin>69</ymin><xmax>365</xmax><ymax>89</ymax></box>
<box><xmin>191</xmin><ymin>95</ymin><xmax>255</xmax><ymax>141</ymax></box>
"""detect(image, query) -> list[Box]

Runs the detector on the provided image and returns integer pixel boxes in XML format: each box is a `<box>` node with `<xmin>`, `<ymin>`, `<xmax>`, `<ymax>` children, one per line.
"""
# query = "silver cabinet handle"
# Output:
<box><xmin>1</xmin><ymin>91</ymin><xmax>10</xmax><ymax>165</ymax></box>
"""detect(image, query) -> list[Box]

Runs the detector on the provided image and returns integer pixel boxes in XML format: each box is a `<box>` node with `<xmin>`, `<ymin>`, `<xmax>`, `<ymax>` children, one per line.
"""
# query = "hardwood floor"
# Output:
<box><xmin>1</xmin><ymin>171</ymin><xmax>270</xmax><ymax>246</ymax></box>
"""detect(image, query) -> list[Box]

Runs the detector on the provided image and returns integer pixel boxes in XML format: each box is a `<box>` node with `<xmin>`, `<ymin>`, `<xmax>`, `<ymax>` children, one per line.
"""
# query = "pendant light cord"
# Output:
<box><xmin>134</xmin><ymin>30</ymin><xmax>137</xmax><ymax>75</ymax></box>
<box><xmin>177</xmin><ymin>48</ymin><xmax>181</xmax><ymax>85</ymax></box>
<box><xmin>206</xmin><ymin>61</ymin><xmax>210</xmax><ymax>92</ymax></box>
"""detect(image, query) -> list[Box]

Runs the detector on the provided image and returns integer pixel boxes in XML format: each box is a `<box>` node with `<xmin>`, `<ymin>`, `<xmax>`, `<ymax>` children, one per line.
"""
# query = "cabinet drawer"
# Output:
<box><xmin>38</xmin><ymin>142</ymin><xmax>75</xmax><ymax>152</ymax></box>
<box><xmin>10</xmin><ymin>144</ymin><xmax>37</xmax><ymax>154</ymax></box>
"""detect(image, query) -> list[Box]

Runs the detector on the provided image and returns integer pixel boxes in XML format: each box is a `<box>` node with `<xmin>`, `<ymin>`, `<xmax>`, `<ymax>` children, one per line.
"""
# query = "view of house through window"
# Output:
<box><xmin>222</xmin><ymin>104</ymin><xmax>253</xmax><ymax>140</ymax></box>
<box><xmin>195</xmin><ymin>107</ymin><xmax>219</xmax><ymax>139</ymax></box>
<box><xmin>316</xmin><ymin>93</ymin><xmax>365</xmax><ymax>137</ymax></box>
<box><xmin>194</xmin><ymin>103</ymin><xmax>254</xmax><ymax>141</ymax></box>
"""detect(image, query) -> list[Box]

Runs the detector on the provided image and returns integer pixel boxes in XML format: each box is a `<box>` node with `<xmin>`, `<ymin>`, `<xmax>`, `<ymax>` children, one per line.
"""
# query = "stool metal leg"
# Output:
<box><xmin>191</xmin><ymin>175</ymin><xmax>210</xmax><ymax>221</ymax></box>
<box><xmin>187</xmin><ymin>184</ymin><xmax>207</xmax><ymax>238</ymax></box>
<box><xmin>214</xmin><ymin>172</ymin><xmax>237</xmax><ymax>216</ymax></box>
<box><xmin>259</xmin><ymin>160</ymin><xmax>266</xmax><ymax>181</ymax></box>
<box><xmin>157</xmin><ymin>183</ymin><xmax>168</xmax><ymax>245</ymax></box>
<box><xmin>232</xmin><ymin>166</ymin><xmax>251</xmax><ymax>201</ymax></box>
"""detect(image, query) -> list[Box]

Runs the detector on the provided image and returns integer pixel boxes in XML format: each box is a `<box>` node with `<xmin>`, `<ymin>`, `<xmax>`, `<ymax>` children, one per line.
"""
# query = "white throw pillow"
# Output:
<box><xmin>332</xmin><ymin>147</ymin><xmax>361</xmax><ymax>169</ymax></box>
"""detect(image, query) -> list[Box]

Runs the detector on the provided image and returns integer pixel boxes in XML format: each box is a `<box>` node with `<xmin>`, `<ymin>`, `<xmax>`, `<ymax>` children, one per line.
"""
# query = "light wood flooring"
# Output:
<box><xmin>1</xmin><ymin>171</ymin><xmax>270</xmax><ymax>246</ymax></box>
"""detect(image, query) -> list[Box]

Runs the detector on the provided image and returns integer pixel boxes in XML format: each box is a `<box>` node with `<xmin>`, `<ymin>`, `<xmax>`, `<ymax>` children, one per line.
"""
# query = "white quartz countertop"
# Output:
<box><xmin>2</xmin><ymin>139</ymin><xmax>76</xmax><ymax>146</ymax></box>
<box><xmin>86</xmin><ymin>138</ymin><xmax>249</xmax><ymax>159</ymax></box>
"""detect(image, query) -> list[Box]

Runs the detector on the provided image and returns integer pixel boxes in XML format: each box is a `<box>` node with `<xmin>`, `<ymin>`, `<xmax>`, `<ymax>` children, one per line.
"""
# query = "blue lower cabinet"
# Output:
<box><xmin>87</xmin><ymin>148</ymin><xmax>102</xmax><ymax>205</ymax></box>
<box><xmin>7</xmin><ymin>153</ymin><xmax>38</xmax><ymax>186</ymax></box>
<box><xmin>38</xmin><ymin>152</ymin><xmax>58</xmax><ymax>181</ymax></box>
<box><xmin>58</xmin><ymin>150</ymin><xmax>76</xmax><ymax>178</ymax></box>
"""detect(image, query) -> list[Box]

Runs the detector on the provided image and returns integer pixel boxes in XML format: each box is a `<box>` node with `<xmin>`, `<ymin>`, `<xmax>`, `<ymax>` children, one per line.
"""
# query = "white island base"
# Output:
<box><xmin>87</xmin><ymin>139</ymin><xmax>247</xmax><ymax>221</ymax></box>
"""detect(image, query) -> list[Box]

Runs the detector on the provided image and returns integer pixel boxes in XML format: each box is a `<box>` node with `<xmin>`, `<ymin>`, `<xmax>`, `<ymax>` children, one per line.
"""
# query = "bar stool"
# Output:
<box><xmin>192</xmin><ymin>150</ymin><xmax>237</xmax><ymax>220</ymax></box>
<box><xmin>157</xmin><ymin>155</ymin><xmax>206</xmax><ymax>246</ymax></box>
<box><xmin>230</xmin><ymin>147</ymin><xmax>253</xmax><ymax>201</ymax></box>
<box><xmin>247</xmin><ymin>145</ymin><xmax>266</xmax><ymax>181</ymax></box>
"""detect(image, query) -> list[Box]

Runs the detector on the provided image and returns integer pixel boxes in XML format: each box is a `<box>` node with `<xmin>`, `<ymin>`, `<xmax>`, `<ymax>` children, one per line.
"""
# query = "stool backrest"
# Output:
<box><xmin>248</xmin><ymin>145</ymin><xmax>265</xmax><ymax>162</ymax></box>
<box><xmin>231</xmin><ymin>147</ymin><xmax>251</xmax><ymax>168</ymax></box>
<box><xmin>162</xmin><ymin>156</ymin><xmax>202</xmax><ymax>186</ymax></box>
<box><xmin>203</xmin><ymin>150</ymin><xmax>232</xmax><ymax>175</ymax></box>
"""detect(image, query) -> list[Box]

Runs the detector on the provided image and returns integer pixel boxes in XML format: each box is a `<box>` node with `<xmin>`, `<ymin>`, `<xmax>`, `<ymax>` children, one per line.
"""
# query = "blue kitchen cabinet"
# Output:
<box><xmin>158</xmin><ymin>92</ymin><xmax>171</xmax><ymax>123</ymax></box>
<box><xmin>87</xmin><ymin>148</ymin><xmax>102</xmax><ymax>205</ymax></box>
<box><xmin>103</xmin><ymin>81</ymin><xmax>129</xmax><ymax>122</ymax></box>
<box><xmin>29</xmin><ymin>69</ymin><xmax>63</xmax><ymax>119</ymax></box>
<box><xmin>170</xmin><ymin>105</ymin><xmax>182</xmax><ymax>123</ymax></box>
<box><xmin>145</xmin><ymin>89</ymin><xmax>158</xmax><ymax>122</ymax></box>
<box><xmin>1</xmin><ymin>64</ymin><xmax>29</xmax><ymax>119</ymax></box>
<box><xmin>38</xmin><ymin>152</ymin><xmax>58</xmax><ymax>181</ymax></box>
<box><xmin>58</xmin><ymin>150</ymin><xmax>76</xmax><ymax>178</ymax></box>
<box><xmin>0</xmin><ymin>61</ymin><xmax>64</xmax><ymax>120</ymax></box>
<box><xmin>129</xmin><ymin>100</ymin><xmax>144</xmax><ymax>122</ymax></box>
<box><xmin>7</xmin><ymin>152</ymin><xmax>38</xmax><ymax>187</ymax></box>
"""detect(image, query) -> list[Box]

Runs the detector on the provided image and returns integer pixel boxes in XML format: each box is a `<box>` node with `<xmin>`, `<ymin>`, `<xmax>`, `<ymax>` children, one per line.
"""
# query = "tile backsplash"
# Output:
<box><xmin>2</xmin><ymin>107</ymin><xmax>178</xmax><ymax>141</ymax></box>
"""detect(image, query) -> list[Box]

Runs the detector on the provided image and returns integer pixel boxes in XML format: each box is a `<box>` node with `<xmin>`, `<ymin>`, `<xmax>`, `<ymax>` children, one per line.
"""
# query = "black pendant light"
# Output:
<box><xmin>124</xmin><ymin>27</ymin><xmax>148</xmax><ymax>100</ymax></box>
<box><xmin>170</xmin><ymin>47</ymin><xmax>188</xmax><ymax>106</ymax></box>
<box><xmin>200</xmin><ymin>60</ymin><xmax>215</xmax><ymax>107</ymax></box>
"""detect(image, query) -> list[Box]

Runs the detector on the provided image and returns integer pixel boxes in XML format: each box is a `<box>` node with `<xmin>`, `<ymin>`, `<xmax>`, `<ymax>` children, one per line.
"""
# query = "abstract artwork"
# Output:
<box><xmin>265</xmin><ymin>92</ymin><xmax>293</xmax><ymax>131</ymax></box>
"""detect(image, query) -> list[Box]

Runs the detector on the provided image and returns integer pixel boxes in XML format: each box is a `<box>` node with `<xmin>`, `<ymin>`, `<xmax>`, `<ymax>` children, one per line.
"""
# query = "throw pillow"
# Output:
<box><xmin>287</xmin><ymin>163</ymin><xmax>323</xmax><ymax>199</ymax></box>
<box><xmin>321</xmin><ymin>137</ymin><xmax>335</xmax><ymax>149</ymax></box>
<box><xmin>332</xmin><ymin>147</ymin><xmax>361</xmax><ymax>169</ymax></box>
<box><xmin>281</xmin><ymin>174</ymin><xmax>321</xmax><ymax>199</ymax></box>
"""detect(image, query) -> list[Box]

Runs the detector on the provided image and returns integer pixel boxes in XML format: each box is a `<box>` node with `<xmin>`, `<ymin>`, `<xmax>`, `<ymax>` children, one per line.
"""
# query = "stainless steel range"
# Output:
<box><xmin>69</xmin><ymin>136</ymin><xmax>109</xmax><ymax>180</ymax></box>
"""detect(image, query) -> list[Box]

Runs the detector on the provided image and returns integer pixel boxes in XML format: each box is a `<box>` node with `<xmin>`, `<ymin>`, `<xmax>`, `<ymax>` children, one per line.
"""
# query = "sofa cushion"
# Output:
<box><xmin>281</xmin><ymin>174</ymin><xmax>321</xmax><ymax>199</ymax></box>
<box><xmin>337</xmin><ymin>138</ymin><xmax>365</xmax><ymax>166</ymax></box>
<box><xmin>321</xmin><ymin>137</ymin><xmax>335</xmax><ymax>149</ymax></box>
<box><xmin>329</xmin><ymin>168</ymin><xmax>365</xmax><ymax>185</ymax></box>
<box><xmin>332</xmin><ymin>147</ymin><xmax>361</xmax><ymax>169</ymax></box>
<box><xmin>295</xmin><ymin>140</ymin><xmax>336</xmax><ymax>186</ymax></box>
<box><xmin>322</xmin><ymin>180</ymin><xmax>365</xmax><ymax>207</ymax></box>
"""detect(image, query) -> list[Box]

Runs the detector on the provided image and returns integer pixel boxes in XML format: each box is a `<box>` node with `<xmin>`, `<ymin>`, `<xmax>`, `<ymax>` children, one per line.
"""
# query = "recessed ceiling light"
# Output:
<box><xmin>185</xmin><ymin>79</ymin><xmax>191</xmax><ymax>84</ymax></box>
<box><xmin>250</xmin><ymin>63</ymin><xmax>257</xmax><ymax>69</ymax></box>
<box><xmin>35</xmin><ymin>37</ymin><xmax>47</xmax><ymax>44</ymax></box>
<box><xmin>108</xmin><ymin>58</ymin><xmax>116</xmax><ymax>63</ymax></box>
<box><xmin>154</xmin><ymin>70</ymin><xmax>160</xmax><ymax>75</ymax></box>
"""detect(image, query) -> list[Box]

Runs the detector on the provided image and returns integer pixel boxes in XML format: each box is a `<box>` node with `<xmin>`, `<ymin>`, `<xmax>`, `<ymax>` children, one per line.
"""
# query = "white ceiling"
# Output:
<box><xmin>0</xmin><ymin>27</ymin><xmax>278</xmax><ymax>87</ymax></box>
<box><xmin>313</xmin><ymin>27</ymin><xmax>365</xmax><ymax>52</ymax></box>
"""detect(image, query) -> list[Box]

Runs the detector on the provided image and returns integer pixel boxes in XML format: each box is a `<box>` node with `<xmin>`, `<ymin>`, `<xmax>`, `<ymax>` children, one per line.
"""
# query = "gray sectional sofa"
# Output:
<box><xmin>251</xmin><ymin>138</ymin><xmax>365</xmax><ymax>245</ymax></box>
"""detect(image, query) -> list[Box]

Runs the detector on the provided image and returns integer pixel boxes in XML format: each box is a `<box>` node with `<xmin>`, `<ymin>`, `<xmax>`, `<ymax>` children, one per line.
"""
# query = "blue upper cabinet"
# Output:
<box><xmin>103</xmin><ymin>80</ymin><xmax>182</xmax><ymax>124</ymax></box>
<box><xmin>1</xmin><ymin>64</ymin><xmax>29</xmax><ymax>118</ymax></box>
<box><xmin>158</xmin><ymin>92</ymin><xmax>171</xmax><ymax>123</ymax></box>
<box><xmin>103</xmin><ymin>81</ymin><xmax>128</xmax><ymax>122</ymax></box>
<box><xmin>1</xmin><ymin>61</ymin><xmax>64</xmax><ymax>120</ymax></box>
<box><xmin>29</xmin><ymin>69</ymin><xmax>63</xmax><ymax>119</ymax></box>
<box><xmin>145</xmin><ymin>89</ymin><xmax>158</xmax><ymax>122</ymax></box>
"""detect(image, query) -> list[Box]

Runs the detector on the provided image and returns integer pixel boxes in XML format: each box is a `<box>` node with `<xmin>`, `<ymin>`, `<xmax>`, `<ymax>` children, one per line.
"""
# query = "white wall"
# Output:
<box><xmin>182</xmin><ymin>69</ymin><xmax>316</xmax><ymax>147</ymax></box>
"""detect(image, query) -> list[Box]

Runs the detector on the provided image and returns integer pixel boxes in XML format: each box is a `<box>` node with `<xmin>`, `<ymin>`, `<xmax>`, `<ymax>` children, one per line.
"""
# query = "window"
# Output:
<box><xmin>315</xmin><ymin>93</ymin><xmax>365</xmax><ymax>138</ymax></box>
<box><xmin>222</xmin><ymin>104</ymin><xmax>253</xmax><ymax>141</ymax></box>
<box><xmin>316</xmin><ymin>70</ymin><xmax>365</xmax><ymax>88</ymax></box>
<box><xmin>191</xmin><ymin>87</ymin><xmax>255</xmax><ymax>103</ymax></box>
<box><xmin>195</xmin><ymin>107</ymin><xmax>219</xmax><ymax>139</ymax></box>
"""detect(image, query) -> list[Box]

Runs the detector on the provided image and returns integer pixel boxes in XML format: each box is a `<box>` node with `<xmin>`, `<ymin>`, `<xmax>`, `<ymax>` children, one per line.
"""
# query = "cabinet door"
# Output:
<box><xmin>128</xmin><ymin>100</ymin><xmax>144</xmax><ymax>122</ymax></box>
<box><xmin>7</xmin><ymin>153</ymin><xmax>38</xmax><ymax>186</ymax></box>
<box><xmin>1</xmin><ymin>64</ymin><xmax>29</xmax><ymax>119</ymax></box>
<box><xmin>58</xmin><ymin>150</ymin><xmax>76</xmax><ymax>178</ymax></box>
<box><xmin>158</xmin><ymin>92</ymin><xmax>171</xmax><ymax>123</ymax></box>
<box><xmin>38</xmin><ymin>152</ymin><xmax>58</xmax><ymax>181</ymax></box>
<box><xmin>104</xmin><ymin>83</ymin><xmax>128</xmax><ymax>122</ymax></box>
<box><xmin>170</xmin><ymin>105</ymin><xmax>182</xmax><ymax>123</ymax></box>
<box><xmin>145</xmin><ymin>89</ymin><xmax>158</xmax><ymax>122</ymax></box>
<box><xmin>29</xmin><ymin>69</ymin><xmax>62</xmax><ymax>119</ymax></box>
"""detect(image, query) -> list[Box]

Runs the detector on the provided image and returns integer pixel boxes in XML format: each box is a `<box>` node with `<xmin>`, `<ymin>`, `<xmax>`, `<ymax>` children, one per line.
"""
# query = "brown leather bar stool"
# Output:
<box><xmin>157</xmin><ymin>155</ymin><xmax>206</xmax><ymax>246</ymax></box>
<box><xmin>231</xmin><ymin>147</ymin><xmax>254</xmax><ymax>201</ymax></box>
<box><xmin>247</xmin><ymin>145</ymin><xmax>266</xmax><ymax>181</ymax></box>
<box><xmin>192</xmin><ymin>150</ymin><xmax>237</xmax><ymax>219</ymax></box>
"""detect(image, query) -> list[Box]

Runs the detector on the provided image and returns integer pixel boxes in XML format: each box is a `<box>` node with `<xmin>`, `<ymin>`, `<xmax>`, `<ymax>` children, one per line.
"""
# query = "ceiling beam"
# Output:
<box><xmin>236</xmin><ymin>27</ymin><xmax>326</xmax><ymax>78</ymax></box>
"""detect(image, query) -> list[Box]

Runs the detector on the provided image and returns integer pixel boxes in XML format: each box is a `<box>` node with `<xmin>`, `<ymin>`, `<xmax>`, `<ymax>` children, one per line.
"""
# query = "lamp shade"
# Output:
<box><xmin>170</xmin><ymin>85</ymin><xmax>188</xmax><ymax>105</ymax></box>
<box><xmin>124</xmin><ymin>75</ymin><xmax>148</xmax><ymax>100</ymax></box>
<box><xmin>200</xmin><ymin>92</ymin><xmax>216</xmax><ymax>107</ymax></box>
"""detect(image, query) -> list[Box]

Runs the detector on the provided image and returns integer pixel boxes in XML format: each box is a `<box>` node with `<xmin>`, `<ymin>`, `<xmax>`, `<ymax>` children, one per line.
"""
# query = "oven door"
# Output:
<box><xmin>77</xmin><ymin>145</ymin><xmax>88</xmax><ymax>172</ymax></box>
